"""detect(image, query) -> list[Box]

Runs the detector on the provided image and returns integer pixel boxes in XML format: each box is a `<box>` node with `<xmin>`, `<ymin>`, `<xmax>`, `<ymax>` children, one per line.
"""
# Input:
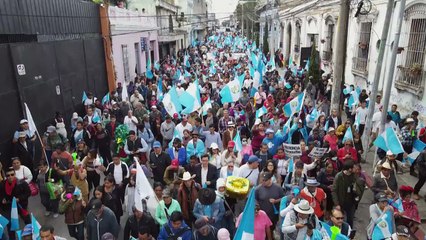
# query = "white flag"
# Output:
<box><xmin>24</xmin><ymin>103</ymin><xmax>38</xmax><ymax>134</ymax></box>
<box><xmin>134</xmin><ymin>158</ymin><xmax>156</xmax><ymax>212</ymax></box>
<box><xmin>121</xmin><ymin>85</ymin><xmax>129</xmax><ymax>101</ymax></box>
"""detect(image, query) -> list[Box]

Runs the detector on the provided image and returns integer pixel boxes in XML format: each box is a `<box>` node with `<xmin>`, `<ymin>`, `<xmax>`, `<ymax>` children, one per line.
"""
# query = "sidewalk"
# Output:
<box><xmin>356</xmin><ymin>148</ymin><xmax>426</xmax><ymax>239</ymax></box>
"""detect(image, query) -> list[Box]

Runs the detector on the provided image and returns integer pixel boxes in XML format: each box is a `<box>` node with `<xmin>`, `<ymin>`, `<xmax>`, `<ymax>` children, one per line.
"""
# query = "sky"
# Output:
<box><xmin>211</xmin><ymin>0</ymin><xmax>240</xmax><ymax>21</ymax></box>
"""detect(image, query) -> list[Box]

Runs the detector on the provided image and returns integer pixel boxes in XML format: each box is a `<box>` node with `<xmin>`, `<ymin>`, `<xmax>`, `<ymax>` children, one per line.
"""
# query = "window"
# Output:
<box><xmin>323</xmin><ymin>22</ymin><xmax>334</xmax><ymax>62</ymax></box>
<box><xmin>352</xmin><ymin>22</ymin><xmax>372</xmax><ymax>75</ymax></box>
<box><xmin>121</xmin><ymin>44</ymin><xmax>130</xmax><ymax>83</ymax></box>
<box><xmin>395</xmin><ymin>4</ymin><xmax>426</xmax><ymax>96</ymax></box>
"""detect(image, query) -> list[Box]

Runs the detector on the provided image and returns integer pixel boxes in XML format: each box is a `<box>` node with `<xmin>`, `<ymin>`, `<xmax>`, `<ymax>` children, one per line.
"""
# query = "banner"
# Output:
<box><xmin>283</xmin><ymin>144</ymin><xmax>302</xmax><ymax>157</ymax></box>
<box><xmin>308</xmin><ymin>147</ymin><xmax>329</xmax><ymax>158</ymax></box>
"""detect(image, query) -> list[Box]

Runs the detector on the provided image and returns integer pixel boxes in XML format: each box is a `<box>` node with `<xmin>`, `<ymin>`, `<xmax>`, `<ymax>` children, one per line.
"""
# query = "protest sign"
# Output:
<box><xmin>308</xmin><ymin>147</ymin><xmax>329</xmax><ymax>158</ymax></box>
<box><xmin>283</xmin><ymin>144</ymin><xmax>302</xmax><ymax>157</ymax></box>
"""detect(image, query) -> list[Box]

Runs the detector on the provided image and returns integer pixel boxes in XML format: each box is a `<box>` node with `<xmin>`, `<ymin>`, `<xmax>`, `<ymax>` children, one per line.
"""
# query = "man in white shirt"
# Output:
<box><xmin>237</xmin><ymin>155</ymin><xmax>261</xmax><ymax>186</ymax></box>
<box><xmin>175</xmin><ymin>116</ymin><xmax>193</xmax><ymax>138</ymax></box>
<box><xmin>354</xmin><ymin>100</ymin><xmax>368</xmax><ymax>136</ymax></box>
<box><xmin>124</xmin><ymin>110</ymin><xmax>138</xmax><ymax>132</ymax></box>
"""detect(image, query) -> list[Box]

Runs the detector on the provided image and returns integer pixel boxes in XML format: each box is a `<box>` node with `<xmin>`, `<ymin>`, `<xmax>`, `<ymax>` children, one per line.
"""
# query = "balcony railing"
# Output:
<box><xmin>322</xmin><ymin>50</ymin><xmax>332</xmax><ymax>62</ymax></box>
<box><xmin>155</xmin><ymin>0</ymin><xmax>179</xmax><ymax>13</ymax></box>
<box><xmin>352</xmin><ymin>57</ymin><xmax>368</xmax><ymax>76</ymax></box>
<box><xmin>108</xmin><ymin>6</ymin><xmax>156</xmax><ymax>29</ymax></box>
<box><xmin>394</xmin><ymin>65</ymin><xmax>425</xmax><ymax>98</ymax></box>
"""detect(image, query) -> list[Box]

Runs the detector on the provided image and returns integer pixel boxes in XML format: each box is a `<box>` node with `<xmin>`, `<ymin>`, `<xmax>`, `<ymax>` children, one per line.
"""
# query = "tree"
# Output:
<box><xmin>263</xmin><ymin>22</ymin><xmax>269</xmax><ymax>54</ymax></box>
<box><xmin>308</xmin><ymin>41</ymin><xmax>321</xmax><ymax>85</ymax></box>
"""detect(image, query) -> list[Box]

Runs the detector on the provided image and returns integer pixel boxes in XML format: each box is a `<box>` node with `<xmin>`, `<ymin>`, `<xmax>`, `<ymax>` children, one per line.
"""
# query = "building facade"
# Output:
<box><xmin>108</xmin><ymin>5</ymin><xmax>160</xmax><ymax>84</ymax></box>
<box><xmin>259</xmin><ymin>0</ymin><xmax>426</xmax><ymax>118</ymax></box>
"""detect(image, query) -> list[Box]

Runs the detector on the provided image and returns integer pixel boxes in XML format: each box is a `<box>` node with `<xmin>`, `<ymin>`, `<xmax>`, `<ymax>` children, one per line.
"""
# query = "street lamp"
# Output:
<box><xmin>239</xmin><ymin>0</ymin><xmax>257</xmax><ymax>36</ymax></box>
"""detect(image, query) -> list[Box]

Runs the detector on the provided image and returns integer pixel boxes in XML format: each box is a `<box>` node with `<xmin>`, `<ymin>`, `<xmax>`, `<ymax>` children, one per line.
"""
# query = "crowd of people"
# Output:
<box><xmin>0</xmin><ymin>30</ymin><xmax>424</xmax><ymax>240</ymax></box>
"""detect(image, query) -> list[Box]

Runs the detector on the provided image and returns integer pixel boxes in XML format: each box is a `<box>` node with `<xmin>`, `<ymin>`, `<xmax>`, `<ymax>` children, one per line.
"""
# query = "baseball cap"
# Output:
<box><xmin>153</xmin><ymin>141</ymin><xmax>161</xmax><ymax>148</ymax></box>
<box><xmin>395</xmin><ymin>225</ymin><xmax>411</xmax><ymax>237</ymax></box>
<box><xmin>247</xmin><ymin>155</ymin><xmax>261</xmax><ymax>163</ymax></box>
<box><xmin>20</xmin><ymin>119</ymin><xmax>28</xmax><ymax>124</ymax></box>
<box><xmin>90</xmin><ymin>199</ymin><xmax>102</xmax><ymax>214</ymax></box>
<box><xmin>262</xmin><ymin>172</ymin><xmax>273</xmax><ymax>181</ymax></box>
<box><xmin>266</xmin><ymin>129</ymin><xmax>274</xmax><ymax>134</ymax></box>
<box><xmin>171</xmin><ymin>159</ymin><xmax>179</xmax><ymax>169</ymax></box>
<box><xmin>227</xmin><ymin>141</ymin><xmax>235</xmax><ymax>148</ymax></box>
<box><xmin>375</xmin><ymin>192</ymin><xmax>387</xmax><ymax>202</ymax></box>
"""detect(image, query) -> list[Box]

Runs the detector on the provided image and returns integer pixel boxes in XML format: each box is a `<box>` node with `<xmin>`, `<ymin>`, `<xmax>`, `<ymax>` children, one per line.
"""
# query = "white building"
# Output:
<box><xmin>108</xmin><ymin>5</ymin><xmax>159</xmax><ymax>84</ymax></box>
<box><xmin>267</xmin><ymin>0</ymin><xmax>426</xmax><ymax>118</ymax></box>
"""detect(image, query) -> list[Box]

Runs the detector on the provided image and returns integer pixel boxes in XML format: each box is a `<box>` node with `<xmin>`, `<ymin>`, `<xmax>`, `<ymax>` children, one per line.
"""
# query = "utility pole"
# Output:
<box><xmin>363</xmin><ymin>0</ymin><xmax>394</xmax><ymax>160</ymax></box>
<box><xmin>330</xmin><ymin>0</ymin><xmax>350</xmax><ymax>112</ymax></box>
<box><xmin>380</xmin><ymin>0</ymin><xmax>406</xmax><ymax>133</ymax></box>
<box><xmin>241</xmin><ymin>4</ymin><xmax>244</xmax><ymax>36</ymax></box>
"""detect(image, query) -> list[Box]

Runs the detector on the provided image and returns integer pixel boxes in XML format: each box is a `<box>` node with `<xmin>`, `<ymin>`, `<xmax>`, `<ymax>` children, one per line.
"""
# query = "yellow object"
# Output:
<box><xmin>226</xmin><ymin>176</ymin><xmax>250</xmax><ymax>199</ymax></box>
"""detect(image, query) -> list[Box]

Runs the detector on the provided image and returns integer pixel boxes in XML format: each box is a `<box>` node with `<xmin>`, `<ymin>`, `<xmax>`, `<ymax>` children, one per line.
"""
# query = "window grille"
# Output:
<box><xmin>352</xmin><ymin>22</ymin><xmax>372</xmax><ymax>75</ymax></box>
<box><xmin>122</xmin><ymin>44</ymin><xmax>130</xmax><ymax>83</ymax></box>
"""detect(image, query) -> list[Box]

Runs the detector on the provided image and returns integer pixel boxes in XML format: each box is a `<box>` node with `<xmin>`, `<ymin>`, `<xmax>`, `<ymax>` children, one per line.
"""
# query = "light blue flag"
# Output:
<box><xmin>184</xmin><ymin>70</ymin><xmax>191</xmax><ymax>78</ymax></box>
<box><xmin>324</xmin><ymin>119</ymin><xmax>329</xmax><ymax>132</ymax></box>
<box><xmin>209</xmin><ymin>61</ymin><xmax>216</xmax><ymax>74</ymax></box>
<box><xmin>92</xmin><ymin>111</ymin><xmax>101</xmax><ymax>123</ymax></box>
<box><xmin>250</xmin><ymin>87</ymin><xmax>258</xmax><ymax>98</ymax></box>
<box><xmin>287</xmin><ymin>122</ymin><xmax>299</xmax><ymax>143</ymax></box>
<box><xmin>0</xmin><ymin>214</ymin><xmax>9</xmax><ymax>230</ymax></box>
<box><xmin>154</xmin><ymin>61</ymin><xmax>160</xmax><ymax>71</ymax></box>
<box><xmin>343</xmin><ymin>85</ymin><xmax>351</xmax><ymax>95</ymax></box>
<box><xmin>146</xmin><ymin>58</ymin><xmax>153</xmax><ymax>79</ymax></box>
<box><xmin>354</xmin><ymin>114</ymin><xmax>360</xmax><ymax>131</ymax></box>
<box><xmin>258</xmin><ymin>59</ymin><xmax>264</xmax><ymax>85</ymax></box>
<box><xmin>168</xmin><ymin>129</ymin><xmax>182</xmax><ymax>148</ymax></box>
<box><xmin>11</xmin><ymin>197</ymin><xmax>19</xmax><ymax>231</ymax></box>
<box><xmin>389</xmin><ymin>198</ymin><xmax>404</xmax><ymax>212</ymax></box>
<box><xmin>102</xmin><ymin>92</ymin><xmax>110</xmax><ymax>105</ymax></box>
<box><xmin>15</xmin><ymin>229</ymin><xmax>21</xmax><ymax>240</ymax></box>
<box><xmin>342</xmin><ymin>127</ymin><xmax>354</xmax><ymax>143</ymax></box>
<box><xmin>74</xmin><ymin>186</ymin><xmax>81</xmax><ymax>196</ymax></box>
<box><xmin>374</xmin><ymin>127</ymin><xmax>405</xmax><ymax>154</ymax></box>
<box><xmin>301</xmin><ymin>127</ymin><xmax>309</xmax><ymax>143</ymax></box>
<box><xmin>202</xmin><ymin>97</ymin><xmax>212</xmax><ymax>116</ymax></box>
<box><xmin>233</xmin><ymin>131</ymin><xmax>243</xmax><ymax>152</ymax></box>
<box><xmin>287</xmin><ymin>158</ymin><xmax>294</xmax><ymax>173</ymax></box>
<box><xmin>236</xmin><ymin>64</ymin><xmax>241</xmax><ymax>69</ymax></box>
<box><xmin>267</xmin><ymin>57</ymin><xmax>276</xmax><ymax>70</ymax></box>
<box><xmin>163</xmin><ymin>87</ymin><xmax>182</xmax><ymax>118</ymax></box>
<box><xmin>234</xmin><ymin>188</ymin><xmax>256</xmax><ymax>240</ymax></box>
<box><xmin>405</xmin><ymin>139</ymin><xmax>426</xmax><ymax>164</ymax></box>
<box><xmin>309</xmin><ymin>107</ymin><xmax>319</xmax><ymax>122</ymax></box>
<box><xmin>249</xmin><ymin>64</ymin><xmax>255</xmax><ymax>78</ymax></box>
<box><xmin>31</xmin><ymin>214</ymin><xmax>41</xmax><ymax>240</ymax></box>
<box><xmin>220</xmin><ymin>78</ymin><xmax>241</xmax><ymax>103</ymax></box>
<box><xmin>305</xmin><ymin>59</ymin><xmax>310</xmax><ymax>71</ymax></box>
<box><xmin>157</xmin><ymin>78</ymin><xmax>163</xmax><ymax>101</ymax></box>
<box><xmin>184</xmin><ymin>53</ymin><xmax>190</xmax><ymax>68</ymax></box>
<box><xmin>251</xmin><ymin>41</ymin><xmax>257</xmax><ymax>51</ymax></box>
<box><xmin>288</xmin><ymin>55</ymin><xmax>293</xmax><ymax>66</ymax></box>
<box><xmin>372</xmin><ymin>210</ymin><xmax>393</xmax><ymax>239</ymax></box>
<box><xmin>251</xmin><ymin>52</ymin><xmax>258</xmax><ymax>69</ymax></box>
<box><xmin>255</xmin><ymin>106</ymin><xmax>268</xmax><ymax>119</ymax></box>
<box><xmin>82</xmin><ymin>91</ymin><xmax>88</xmax><ymax>103</ymax></box>
<box><xmin>282</xmin><ymin>118</ymin><xmax>292</xmax><ymax>135</ymax></box>
<box><xmin>283</xmin><ymin>92</ymin><xmax>305</xmax><ymax>117</ymax></box>
<box><xmin>179</xmin><ymin>82</ymin><xmax>201</xmax><ymax>114</ymax></box>
<box><xmin>238</xmin><ymin>73</ymin><xmax>245</xmax><ymax>86</ymax></box>
<box><xmin>414</xmin><ymin>139</ymin><xmax>426</xmax><ymax>151</ymax></box>
<box><xmin>348</xmin><ymin>88</ymin><xmax>360</xmax><ymax>107</ymax></box>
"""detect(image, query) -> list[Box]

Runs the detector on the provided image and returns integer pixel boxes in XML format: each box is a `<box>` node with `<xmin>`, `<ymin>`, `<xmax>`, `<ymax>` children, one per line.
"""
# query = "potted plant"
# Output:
<box><xmin>409</xmin><ymin>63</ymin><xmax>423</xmax><ymax>77</ymax></box>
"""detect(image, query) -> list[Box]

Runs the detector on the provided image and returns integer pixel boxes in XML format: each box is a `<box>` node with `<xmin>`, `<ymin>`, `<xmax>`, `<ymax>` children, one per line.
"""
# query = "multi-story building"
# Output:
<box><xmin>108</xmin><ymin>4</ymin><xmax>159</xmax><ymax>84</ymax></box>
<box><xmin>258</xmin><ymin>0</ymin><xmax>426</xmax><ymax>118</ymax></box>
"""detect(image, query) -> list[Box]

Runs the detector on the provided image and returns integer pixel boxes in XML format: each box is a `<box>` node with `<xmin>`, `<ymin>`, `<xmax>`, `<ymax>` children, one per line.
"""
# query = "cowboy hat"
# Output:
<box><xmin>381</xmin><ymin>161</ymin><xmax>392</xmax><ymax>170</ymax></box>
<box><xmin>305</xmin><ymin>178</ymin><xmax>320</xmax><ymax>187</ymax></box>
<box><xmin>180</xmin><ymin>172</ymin><xmax>195</xmax><ymax>181</ymax></box>
<box><xmin>294</xmin><ymin>199</ymin><xmax>314</xmax><ymax>215</ymax></box>
<box><xmin>198</xmin><ymin>188</ymin><xmax>216</xmax><ymax>205</ymax></box>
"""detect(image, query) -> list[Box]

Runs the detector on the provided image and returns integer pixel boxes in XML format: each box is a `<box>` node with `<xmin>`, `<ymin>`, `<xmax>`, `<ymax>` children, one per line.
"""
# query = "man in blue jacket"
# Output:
<box><xmin>158</xmin><ymin>211</ymin><xmax>192</xmax><ymax>240</ymax></box>
<box><xmin>262</xmin><ymin>128</ymin><xmax>285</xmax><ymax>155</ymax></box>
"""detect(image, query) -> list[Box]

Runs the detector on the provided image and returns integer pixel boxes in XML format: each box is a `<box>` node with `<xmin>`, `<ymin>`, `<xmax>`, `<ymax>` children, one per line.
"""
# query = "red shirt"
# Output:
<box><xmin>337</xmin><ymin>147</ymin><xmax>358</xmax><ymax>163</ymax></box>
<box><xmin>300</xmin><ymin>188</ymin><xmax>326</xmax><ymax>217</ymax></box>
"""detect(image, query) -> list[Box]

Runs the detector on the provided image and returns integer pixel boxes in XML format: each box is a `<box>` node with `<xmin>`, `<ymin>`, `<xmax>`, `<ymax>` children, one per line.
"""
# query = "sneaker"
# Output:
<box><xmin>53</xmin><ymin>213</ymin><xmax>59</xmax><ymax>218</ymax></box>
<box><xmin>44</xmin><ymin>211</ymin><xmax>51</xmax><ymax>216</ymax></box>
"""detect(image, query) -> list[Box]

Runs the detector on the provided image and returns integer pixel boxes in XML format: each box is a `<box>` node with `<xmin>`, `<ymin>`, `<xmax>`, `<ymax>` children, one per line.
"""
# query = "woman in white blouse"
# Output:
<box><xmin>11</xmin><ymin>157</ymin><xmax>33</xmax><ymax>184</ymax></box>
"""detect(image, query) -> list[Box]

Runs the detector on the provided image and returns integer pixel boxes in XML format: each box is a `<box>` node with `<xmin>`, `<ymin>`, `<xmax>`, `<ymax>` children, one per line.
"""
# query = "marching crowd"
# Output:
<box><xmin>0</xmin><ymin>30</ymin><xmax>425</xmax><ymax>240</ymax></box>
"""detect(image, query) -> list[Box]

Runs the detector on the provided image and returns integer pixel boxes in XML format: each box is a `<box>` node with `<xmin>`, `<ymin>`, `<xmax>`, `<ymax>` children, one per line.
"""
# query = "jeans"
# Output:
<box><xmin>67</xmin><ymin>223</ymin><xmax>85</xmax><ymax>240</ymax></box>
<box><xmin>40</xmin><ymin>191</ymin><xmax>59</xmax><ymax>213</ymax></box>
<box><xmin>342</xmin><ymin>205</ymin><xmax>355</xmax><ymax>228</ymax></box>
<box><xmin>86</xmin><ymin>171</ymin><xmax>100</xmax><ymax>193</ymax></box>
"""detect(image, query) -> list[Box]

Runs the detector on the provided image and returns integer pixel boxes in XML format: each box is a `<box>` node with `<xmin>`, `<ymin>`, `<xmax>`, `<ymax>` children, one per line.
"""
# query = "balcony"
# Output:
<box><xmin>395</xmin><ymin>65</ymin><xmax>425</xmax><ymax>98</ymax></box>
<box><xmin>352</xmin><ymin>57</ymin><xmax>368</xmax><ymax>76</ymax></box>
<box><xmin>108</xmin><ymin>6</ymin><xmax>156</xmax><ymax>32</ymax></box>
<box><xmin>155</xmin><ymin>0</ymin><xmax>179</xmax><ymax>13</ymax></box>
<box><xmin>322</xmin><ymin>50</ymin><xmax>332</xmax><ymax>62</ymax></box>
